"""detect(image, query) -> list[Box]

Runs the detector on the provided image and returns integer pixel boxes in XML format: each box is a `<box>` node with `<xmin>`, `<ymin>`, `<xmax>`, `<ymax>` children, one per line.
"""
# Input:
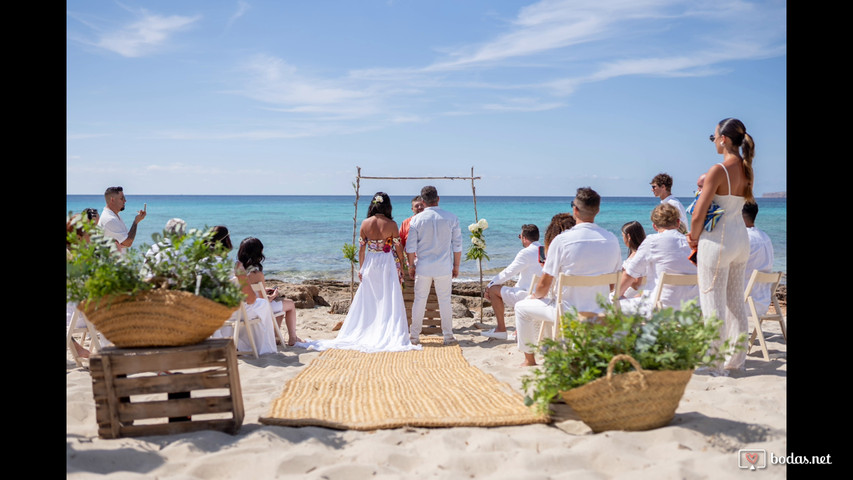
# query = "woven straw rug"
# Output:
<box><xmin>260</xmin><ymin>337</ymin><xmax>549</xmax><ymax>430</ymax></box>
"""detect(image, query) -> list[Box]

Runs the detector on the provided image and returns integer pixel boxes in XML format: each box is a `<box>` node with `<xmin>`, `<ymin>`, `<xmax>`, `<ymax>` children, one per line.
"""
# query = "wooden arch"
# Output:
<box><xmin>349</xmin><ymin>166</ymin><xmax>485</xmax><ymax>323</ymax></box>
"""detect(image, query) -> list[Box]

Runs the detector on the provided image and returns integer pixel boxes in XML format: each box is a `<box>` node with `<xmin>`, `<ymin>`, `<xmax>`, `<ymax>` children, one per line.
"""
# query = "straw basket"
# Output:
<box><xmin>81</xmin><ymin>289</ymin><xmax>238</xmax><ymax>348</ymax></box>
<box><xmin>559</xmin><ymin>354</ymin><xmax>693</xmax><ymax>433</ymax></box>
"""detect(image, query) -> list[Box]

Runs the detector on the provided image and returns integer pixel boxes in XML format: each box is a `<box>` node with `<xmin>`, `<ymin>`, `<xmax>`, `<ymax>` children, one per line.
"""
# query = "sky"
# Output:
<box><xmin>66</xmin><ymin>0</ymin><xmax>786</xmax><ymax>198</ymax></box>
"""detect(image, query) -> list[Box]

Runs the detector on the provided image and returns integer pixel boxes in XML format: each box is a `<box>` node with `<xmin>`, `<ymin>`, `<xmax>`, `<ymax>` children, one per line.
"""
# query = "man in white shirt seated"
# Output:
<box><xmin>650</xmin><ymin>173</ymin><xmax>688</xmax><ymax>234</ymax></box>
<box><xmin>513</xmin><ymin>187</ymin><xmax>622</xmax><ymax>366</ymax></box>
<box><xmin>743</xmin><ymin>201</ymin><xmax>775</xmax><ymax>314</ymax></box>
<box><xmin>482</xmin><ymin>224</ymin><xmax>543</xmax><ymax>340</ymax></box>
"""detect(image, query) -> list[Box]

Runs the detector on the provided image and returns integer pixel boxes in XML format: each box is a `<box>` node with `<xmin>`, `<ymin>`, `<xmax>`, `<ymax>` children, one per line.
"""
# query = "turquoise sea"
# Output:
<box><xmin>66</xmin><ymin>195</ymin><xmax>786</xmax><ymax>284</ymax></box>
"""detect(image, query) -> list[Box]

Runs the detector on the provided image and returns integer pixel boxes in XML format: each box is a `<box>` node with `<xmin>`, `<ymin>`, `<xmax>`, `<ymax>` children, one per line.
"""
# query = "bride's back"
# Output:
<box><xmin>361</xmin><ymin>215</ymin><xmax>398</xmax><ymax>240</ymax></box>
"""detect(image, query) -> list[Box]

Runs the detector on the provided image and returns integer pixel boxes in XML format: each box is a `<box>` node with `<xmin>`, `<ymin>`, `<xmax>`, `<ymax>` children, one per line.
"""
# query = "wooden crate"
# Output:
<box><xmin>402</xmin><ymin>277</ymin><xmax>443</xmax><ymax>335</ymax></box>
<box><xmin>89</xmin><ymin>338</ymin><xmax>244</xmax><ymax>439</ymax></box>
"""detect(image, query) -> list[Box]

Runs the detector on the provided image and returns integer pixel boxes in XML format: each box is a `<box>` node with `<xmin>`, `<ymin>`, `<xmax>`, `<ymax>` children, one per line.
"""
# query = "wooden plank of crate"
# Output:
<box><xmin>224</xmin><ymin>340</ymin><xmax>244</xmax><ymax>429</ymax></box>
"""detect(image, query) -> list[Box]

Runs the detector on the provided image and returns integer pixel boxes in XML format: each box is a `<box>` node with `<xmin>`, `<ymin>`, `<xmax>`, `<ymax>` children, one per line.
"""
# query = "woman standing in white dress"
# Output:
<box><xmin>687</xmin><ymin>118</ymin><xmax>754</xmax><ymax>374</ymax></box>
<box><xmin>299</xmin><ymin>193</ymin><xmax>422</xmax><ymax>353</ymax></box>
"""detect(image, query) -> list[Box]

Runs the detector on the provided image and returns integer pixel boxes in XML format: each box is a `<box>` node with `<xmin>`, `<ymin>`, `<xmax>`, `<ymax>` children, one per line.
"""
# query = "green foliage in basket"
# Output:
<box><xmin>66</xmin><ymin>215</ymin><xmax>245</xmax><ymax>309</ymax></box>
<box><xmin>520</xmin><ymin>298</ymin><xmax>743</xmax><ymax>414</ymax></box>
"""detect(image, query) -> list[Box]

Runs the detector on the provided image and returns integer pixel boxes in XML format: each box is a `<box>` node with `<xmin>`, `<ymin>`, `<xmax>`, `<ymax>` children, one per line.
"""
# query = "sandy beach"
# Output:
<box><xmin>67</xmin><ymin>280</ymin><xmax>789</xmax><ymax>479</ymax></box>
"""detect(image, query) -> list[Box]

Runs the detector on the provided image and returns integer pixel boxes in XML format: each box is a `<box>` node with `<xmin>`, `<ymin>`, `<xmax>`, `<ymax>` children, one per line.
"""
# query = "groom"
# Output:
<box><xmin>406</xmin><ymin>185</ymin><xmax>463</xmax><ymax>345</ymax></box>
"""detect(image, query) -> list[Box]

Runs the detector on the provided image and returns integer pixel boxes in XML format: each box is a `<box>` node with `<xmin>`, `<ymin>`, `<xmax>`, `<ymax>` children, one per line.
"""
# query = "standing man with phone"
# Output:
<box><xmin>406</xmin><ymin>186</ymin><xmax>463</xmax><ymax>345</ymax></box>
<box><xmin>98</xmin><ymin>186</ymin><xmax>146</xmax><ymax>253</ymax></box>
<box><xmin>482</xmin><ymin>224</ymin><xmax>543</xmax><ymax>340</ymax></box>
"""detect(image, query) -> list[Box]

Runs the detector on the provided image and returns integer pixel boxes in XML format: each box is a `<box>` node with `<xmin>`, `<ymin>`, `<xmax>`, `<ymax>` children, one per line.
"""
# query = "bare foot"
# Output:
<box><xmin>287</xmin><ymin>337</ymin><xmax>304</xmax><ymax>347</ymax></box>
<box><xmin>519</xmin><ymin>360</ymin><xmax>537</xmax><ymax>367</ymax></box>
<box><xmin>332</xmin><ymin>321</ymin><xmax>343</xmax><ymax>331</ymax></box>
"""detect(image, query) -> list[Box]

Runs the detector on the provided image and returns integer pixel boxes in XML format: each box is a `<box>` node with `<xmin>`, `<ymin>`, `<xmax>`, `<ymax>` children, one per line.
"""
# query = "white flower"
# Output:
<box><xmin>468</xmin><ymin>223</ymin><xmax>479</xmax><ymax>233</ymax></box>
<box><xmin>373</xmin><ymin>195</ymin><xmax>383</xmax><ymax>203</ymax></box>
<box><xmin>477</xmin><ymin>218</ymin><xmax>488</xmax><ymax>230</ymax></box>
<box><xmin>471</xmin><ymin>237</ymin><xmax>485</xmax><ymax>248</ymax></box>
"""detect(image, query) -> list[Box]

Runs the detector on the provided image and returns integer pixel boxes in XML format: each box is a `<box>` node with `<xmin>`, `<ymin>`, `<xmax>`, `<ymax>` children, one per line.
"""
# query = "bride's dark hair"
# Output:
<box><xmin>367</xmin><ymin>192</ymin><xmax>393</xmax><ymax>220</ymax></box>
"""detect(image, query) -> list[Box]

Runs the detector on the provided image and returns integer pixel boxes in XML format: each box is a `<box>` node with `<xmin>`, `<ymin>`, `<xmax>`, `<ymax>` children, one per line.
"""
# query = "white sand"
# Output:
<box><xmin>67</xmin><ymin>306</ymin><xmax>787</xmax><ymax>479</ymax></box>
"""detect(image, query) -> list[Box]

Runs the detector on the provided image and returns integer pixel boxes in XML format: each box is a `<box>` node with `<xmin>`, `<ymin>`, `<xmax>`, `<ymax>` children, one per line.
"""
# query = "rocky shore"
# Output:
<box><xmin>265</xmin><ymin>276</ymin><xmax>787</xmax><ymax>317</ymax></box>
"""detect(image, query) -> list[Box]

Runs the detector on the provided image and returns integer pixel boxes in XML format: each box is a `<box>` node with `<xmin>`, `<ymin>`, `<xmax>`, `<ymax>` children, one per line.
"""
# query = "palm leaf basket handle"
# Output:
<box><xmin>606</xmin><ymin>354</ymin><xmax>648</xmax><ymax>392</ymax></box>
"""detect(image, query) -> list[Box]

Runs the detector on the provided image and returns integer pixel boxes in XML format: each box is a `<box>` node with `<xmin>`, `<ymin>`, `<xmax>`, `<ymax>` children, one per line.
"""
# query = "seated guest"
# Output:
<box><xmin>514</xmin><ymin>187</ymin><xmax>621</xmax><ymax>366</ymax></box>
<box><xmin>142</xmin><ymin>218</ymin><xmax>187</xmax><ymax>280</ymax></box>
<box><xmin>206</xmin><ymin>225</ymin><xmax>233</xmax><ymax>253</ymax></box>
<box><xmin>650</xmin><ymin>172</ymin><xmax>688</xmax><ymax>233</ymax></box>
<box><xmin>482</xmin><ymin>224</ymin><xmax>543</xmax><ymax>340</ymax></box>
<box><xmin>543</xmin><ymin>213</ymin><xmax>576</xmax><ymax>253</ymax></box>
<box><xmin>620</xmin><ymin>220</ymin><xmax>647</xmax><ymax>298</ymax></box>
<box><xmin>616</xmin><ymin>204</ymin><xmax>698</xmax><ymax>317</ymax></box>
<box><xmin>212</xmin><ymin>237</ymin><xmax>279</xmax><ymax>355</ymax></box>
<box><xmin>743</xmin><ymin>201</ymin><xmax>774</xmax><ymax>314</ymax></box>
<box><xmin>237</xmin><ymin>237</ymin><xmax>301</xmax><ymax>349</ymax></box>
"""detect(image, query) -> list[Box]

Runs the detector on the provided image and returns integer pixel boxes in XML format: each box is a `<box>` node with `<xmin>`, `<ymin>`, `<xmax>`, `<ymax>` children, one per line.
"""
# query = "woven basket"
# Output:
<box><xmin>81</xmin><ymin>289</ymin><xmax>238</xmax><ymax>348</ymax></box>
<box><xmin>559</xmin><ymin>354</ymin><xmax>693</xmax><ymax>433</ymax></box>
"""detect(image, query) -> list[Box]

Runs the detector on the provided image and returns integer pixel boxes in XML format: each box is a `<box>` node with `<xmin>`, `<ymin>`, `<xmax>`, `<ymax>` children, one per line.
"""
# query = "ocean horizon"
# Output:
<box><xmin>67</xmin><ymin>194</ymin><xmax>786</xmax><ymax>284</ymax></box>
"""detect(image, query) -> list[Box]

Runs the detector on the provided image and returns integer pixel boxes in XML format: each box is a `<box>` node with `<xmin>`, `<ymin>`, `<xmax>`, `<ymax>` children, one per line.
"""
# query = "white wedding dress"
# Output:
<box><xmin>297</xmin><ymin>237</ymin><xmax>422</xmax><ymax>353</ymax></box>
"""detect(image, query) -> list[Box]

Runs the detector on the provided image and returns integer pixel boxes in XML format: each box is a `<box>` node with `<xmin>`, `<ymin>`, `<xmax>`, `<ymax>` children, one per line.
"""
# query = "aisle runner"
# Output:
<box><xmin>260</xmin><ymin>337</ymin><xmax>549</xmax><ymax>430</ymax></box>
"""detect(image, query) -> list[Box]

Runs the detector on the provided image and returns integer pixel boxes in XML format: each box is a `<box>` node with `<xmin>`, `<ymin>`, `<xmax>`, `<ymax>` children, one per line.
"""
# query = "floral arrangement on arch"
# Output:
<box><xmin>465</xmin><ymin>218</ymin><xmax>489</xmax><ymax>261</ymax></box>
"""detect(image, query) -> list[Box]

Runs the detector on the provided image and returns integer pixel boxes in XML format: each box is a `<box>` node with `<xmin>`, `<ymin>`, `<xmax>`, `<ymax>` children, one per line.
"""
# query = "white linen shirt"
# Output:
<box><xmin>623</xmin><ymin>228</ymin><xmax>698</xmax><ymax>309</ymax></box>
<box><xmin>661</xmin><ymin>194</ymin><xmax>689</xmax><ymax>229</ymax></box>
<box><xmin>745</xmin><ymin>226</ymin><xmax>775</xmax><ymax>312</ymax></box>
<box><xmin>98</xmin><ymin>207</ymin><xmax>128</xmax><ymax>252</ymax></box>
<box><xmin>487</xmin><ymin>241</ymin><xmax>543</xmax><ymax>291</ymax></box>
<box><xmin>405</xmin><ymin>206</ymin><xmax>463</xmax><ymax>277</ymax></box>
<box><xmin>542</xmin><ymin>223</ymin><xmax>621</xmax><ymax>313</ymax></box>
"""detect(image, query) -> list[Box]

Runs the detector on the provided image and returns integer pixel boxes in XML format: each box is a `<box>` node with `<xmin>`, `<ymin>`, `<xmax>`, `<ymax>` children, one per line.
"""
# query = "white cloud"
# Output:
<box><xmin>90</xmin><ymin>10</ymin><xmax>200</xmax><ymax>57</ymax></box>
<box><xmin>226</xmin><ymin>1</ymin><xmax>251</xmax><ymax>29</ymax></box>
<box><xmin>225</xmin><ymin>0</ymin><xmax>785</xmax><ymax>137</ymax></box>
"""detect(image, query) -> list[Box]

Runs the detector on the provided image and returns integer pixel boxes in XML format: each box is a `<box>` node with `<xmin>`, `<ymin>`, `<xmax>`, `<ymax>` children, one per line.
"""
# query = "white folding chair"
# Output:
<box><xmin>250</xmin><ymin>282</ymin><xmax>287</xmax><ymax>346</ymax></box>
<box><xmin>744</xmin><ymin>270</ymin><xmax>786</xmax><ymax>361</ymax></box>
<box><xmin>217</xmin><ymin>301</ymin><xmax>260</xmax><ymax>358</ymax></box>
<box><xmin>66</xmin><ymin>306</ymin><xmax>102</xmax><ymax>368</ymax></box>
<box><xmin>651</xmin><ymin>273</ymin><xmax>699</xmax><ymax>312</ymax></box>
<box><xmin>538</xmin><ymin>271</ymin><xmax>622</xmax><ymax>342</ymax></box>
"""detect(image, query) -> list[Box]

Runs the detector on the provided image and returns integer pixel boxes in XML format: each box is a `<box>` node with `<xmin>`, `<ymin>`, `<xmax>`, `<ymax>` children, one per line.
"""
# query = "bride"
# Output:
<box><xmin>298</xmin><ymin>192</ymin><xmax>422</xmax><ymax>353</ymax></box>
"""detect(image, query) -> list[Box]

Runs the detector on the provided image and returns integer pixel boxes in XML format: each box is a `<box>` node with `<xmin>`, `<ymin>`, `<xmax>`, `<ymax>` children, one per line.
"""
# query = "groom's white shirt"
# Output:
<box><xmin>405</xmin><ymin>206</ymin><xmax>462</xmax><ymax>277</ymax></box>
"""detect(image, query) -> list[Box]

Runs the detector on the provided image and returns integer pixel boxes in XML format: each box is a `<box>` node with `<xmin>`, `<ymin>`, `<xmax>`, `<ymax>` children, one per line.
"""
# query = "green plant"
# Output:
<box><xmin>520</xmin><ymin>298</ymin><xmax>743</xmax><ymax>414</ymax></box>
<box><xmin>66</xmin><ymin>215</ymin><xmax>244</xmax><ymax>309</ymax></box>
<box><xmin>342</xmin><ymin>242</ymin><xmax>359</xmax><ymax>265</ymax></box>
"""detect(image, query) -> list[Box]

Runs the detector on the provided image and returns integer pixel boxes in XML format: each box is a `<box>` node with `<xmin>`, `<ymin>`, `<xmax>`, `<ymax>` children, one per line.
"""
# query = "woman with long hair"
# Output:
<box><xmin>619</xmin><ymin>220</ymin><xmax>647</xmax><ymax>299</ymax></box>
<box><xmin>687</xmin><ymin>117</ymin><xmax>754</xmax><ymax>374</ymax></box>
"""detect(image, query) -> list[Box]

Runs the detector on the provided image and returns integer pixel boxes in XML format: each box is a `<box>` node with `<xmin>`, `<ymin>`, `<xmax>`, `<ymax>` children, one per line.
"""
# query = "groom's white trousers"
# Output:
<box><xmin>409</xmin><ymin>273</ymin><xmax>454</xmax><ymax>338</ymax></box>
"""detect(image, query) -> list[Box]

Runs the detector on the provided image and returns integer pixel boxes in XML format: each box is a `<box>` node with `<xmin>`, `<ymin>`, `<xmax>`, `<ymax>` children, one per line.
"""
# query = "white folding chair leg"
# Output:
<box><xmin>747</xmin><ymin>314</ymin><xmax>771</xmax><ymax>361</ymax></box>
<box><xmin>235</xmin><ymin>303</ymin><xmax>260</xmax><ymax>359</ymax></box>
<box><xmin>251</xmin><ymin>282</ymin><xmax>287</xmax><ymax>346</ymax></box>
<box><xmin>66</xmin><ymin>311</ymin><xmax>86</xmax><ymax>368</ymax></box>
<box><xmin>67</xmin><ymin>309</ymin><xmax>101</xmax><ymax>367</ymax></box>
<box><xmin>537</xmin><ymin>319</ymin><xmax>554</xmax><ymax>343</ymax></box>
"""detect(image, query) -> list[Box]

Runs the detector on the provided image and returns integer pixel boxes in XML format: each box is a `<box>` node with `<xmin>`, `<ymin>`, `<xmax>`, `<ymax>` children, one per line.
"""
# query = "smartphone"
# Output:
<box><xmin>143</xmin><ymin>203</ymin><xmax>147</xmax><ymax>212</ymax></box>
<box><xmin>688</xmin><ymin>247</ymin><xmax>698</xmax><ymax>266</ymax></box>
<box><xmin>538</xmin><ymin>245</ymin><xmax>546</xmax><ymax>263</ymax></box>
